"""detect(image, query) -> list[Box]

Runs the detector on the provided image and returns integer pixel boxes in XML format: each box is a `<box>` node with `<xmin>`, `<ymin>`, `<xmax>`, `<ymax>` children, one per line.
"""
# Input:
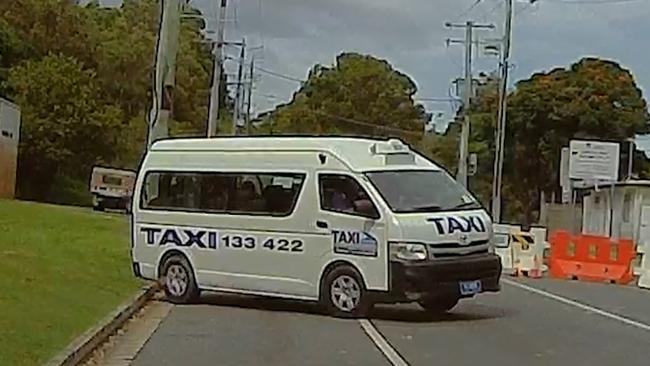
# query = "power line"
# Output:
<box><xmin>308</xmin><ymin>111</ymin><xmax>424</xmax><ymax>137</ymax></box>
<box><xmin>516</xmin><ymin>1</ymin><xmax>538</xmax><ymax>17</ymax></box>
<box><xmin>454</xmin><ymin>0</ymin><xmax>484</xmax><ymax>21</ymax></box>
<box><xmin>255</xmin><ymin>95</ymin><xmax>424</xmax><ymax>136</ymax></box>
<box><xmin>479</xmin><ymin>0</ymin><xmax>504</xmax><ymax>23</ymax></box>
<box><xmin>255</xmin><ymin>65</ymin><xmax>454</xmax><ymax>103</ymax></box>
<box><xmin>255</xmin><ymin>66</ymin><xmax>305</xmax><ymax>83</ymax></box>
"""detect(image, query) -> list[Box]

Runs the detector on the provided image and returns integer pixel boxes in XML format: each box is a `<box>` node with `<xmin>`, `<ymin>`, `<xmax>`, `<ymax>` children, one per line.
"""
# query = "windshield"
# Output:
<box><xmin>366</xmin><ymin>170</ymin><xmax>482</xmax><ymax>213</ymax></box>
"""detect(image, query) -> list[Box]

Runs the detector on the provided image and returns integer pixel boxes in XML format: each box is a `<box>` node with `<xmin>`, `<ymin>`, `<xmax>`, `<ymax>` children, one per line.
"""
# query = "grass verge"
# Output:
<box><xmin>0</xmin><ymin>200</ymin><xmax>142</xmax><ymax>365</ymax></box>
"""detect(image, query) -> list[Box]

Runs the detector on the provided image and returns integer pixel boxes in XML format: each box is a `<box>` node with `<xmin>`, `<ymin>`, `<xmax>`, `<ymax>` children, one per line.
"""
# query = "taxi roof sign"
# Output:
<box><xmin>370</xmin><ymin>139</ymin><xmax>409</xmax><ymax>155</ymax></box>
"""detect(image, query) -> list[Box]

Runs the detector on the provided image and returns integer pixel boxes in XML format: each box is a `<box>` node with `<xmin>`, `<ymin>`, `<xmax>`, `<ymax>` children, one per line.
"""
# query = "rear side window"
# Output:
<box><xmin>141</xmin><ymin>172</ymin><xmax>305</xmax><ymax>217</ymax></box>
<box><xmin>102</xmin><ymin>175</ymin><xmax>123</xmax><ymax>186</ymax></box>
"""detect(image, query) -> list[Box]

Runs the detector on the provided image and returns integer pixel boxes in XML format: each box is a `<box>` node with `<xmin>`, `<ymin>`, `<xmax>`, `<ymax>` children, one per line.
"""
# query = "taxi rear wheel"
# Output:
<box><xmin>322</xmin><ymin>265</ymin><xmax>370</xmax><ymax>318</ymax></box>
<box><xmin>160</xmin><ymin>255</ymin><xmax>199</xmax><ymax>304</ymax></box>
<box><xmin>418</xmin><ymin>296</ymin><xmax>459</xmax><ymax>314</ymax></box>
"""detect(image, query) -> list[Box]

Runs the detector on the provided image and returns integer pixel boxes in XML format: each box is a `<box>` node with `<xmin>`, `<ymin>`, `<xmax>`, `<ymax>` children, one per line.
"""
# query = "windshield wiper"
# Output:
<box><xmin>453</xmin><ymin>201</ymin><xmax>480</xmax><ymax>209</ymax></box>
<box><xmin>404</xmin><ymin>204</ymin><xmax>443</xmax><ymax>213</ymax></box>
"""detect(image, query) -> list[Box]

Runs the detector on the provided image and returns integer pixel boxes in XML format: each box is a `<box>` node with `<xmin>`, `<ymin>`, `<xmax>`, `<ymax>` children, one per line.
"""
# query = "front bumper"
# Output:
<box><xmin>382</xmin><ymin>253</ymin><xmax>502</xmax><ymax>302</ymax></box>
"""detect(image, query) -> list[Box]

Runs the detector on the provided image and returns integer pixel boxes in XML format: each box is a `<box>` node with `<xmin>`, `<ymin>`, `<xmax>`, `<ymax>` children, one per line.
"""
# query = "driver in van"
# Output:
<box><xmin>328</xmin><ymin>179</ymin><xmax>355</xmax><ymax>213</ymax></box>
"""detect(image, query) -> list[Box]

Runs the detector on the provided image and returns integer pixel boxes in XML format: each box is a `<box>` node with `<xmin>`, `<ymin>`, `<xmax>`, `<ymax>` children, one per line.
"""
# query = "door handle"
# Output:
<box><xmin>316</xmin><ymin>220</ymin><xmax>329</xmax><ymax>229</ymax></box>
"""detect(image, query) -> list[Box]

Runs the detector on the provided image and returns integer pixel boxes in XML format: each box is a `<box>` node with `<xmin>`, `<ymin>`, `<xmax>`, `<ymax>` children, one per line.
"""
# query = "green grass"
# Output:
<box><xmin>0</xmin><ymin>200</ymin><xmax>143</xmax><ymax>365</ymax></box>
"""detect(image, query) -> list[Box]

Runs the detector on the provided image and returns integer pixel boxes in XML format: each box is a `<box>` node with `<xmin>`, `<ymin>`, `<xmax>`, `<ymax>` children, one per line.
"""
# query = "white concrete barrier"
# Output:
<box><xmin>493</xmin><ymin>224</ymin><xmax>549</xmax><ymax>278</ymax></box>
<box><xmin>493</xmin><ymin>224</ymin><xmax>521</xmax><ymax>275</ymax></box>
<box><xmin>530</xmin><ymin>226</ymin><xmax>550</xmax><ymax>273</ymax></box>
<box><xmin>634</xmin><ymin>245</ymin><xmax>649</xmax><ymax>289</ymax></box>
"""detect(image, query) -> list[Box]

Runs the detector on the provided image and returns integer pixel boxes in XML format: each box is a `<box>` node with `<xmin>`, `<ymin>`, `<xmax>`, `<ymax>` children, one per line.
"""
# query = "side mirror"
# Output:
<box><xmin>354</xmin><ymin>199</ymin><xmax>379</xmax><ymax>219</ymax></box>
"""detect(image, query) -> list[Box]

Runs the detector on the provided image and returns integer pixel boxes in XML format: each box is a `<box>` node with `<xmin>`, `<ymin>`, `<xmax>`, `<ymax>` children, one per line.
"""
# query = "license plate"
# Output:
<box><xmin>459</xmin><ymin>280</ymin><xmax>482</xmax><ymax>296</ymax></box>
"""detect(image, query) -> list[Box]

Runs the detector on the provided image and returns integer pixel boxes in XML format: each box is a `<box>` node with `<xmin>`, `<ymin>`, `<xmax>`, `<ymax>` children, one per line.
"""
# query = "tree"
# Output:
<box><xmin>7</xmin><ymin>55</ymin><xmax>123</xmax><ymax>201</ymax></box>
<box><xmin>0</xmin><ymin>0</ymin><xmax>218</xmax><ymax>203</ymax></box>
<box><xmin>466</xmin><ymin>58</ymin><xmax>649</xmax><ymax>223</ymax></box>
<box><xmin>263</xmin><ymin>53</ymin><xmax>429</xmax><ymax>142</ymax></box>
<box><xmin>0</xmin><ymin>0</ymin><xmax>100</xmax><ymax>68</ymax></box>
<box><xmin>0</xmin><ymin>18</ymin><xmax>36</xmax><ymax>95</ymax></box>
<box><xmin>169</xmin><ymin>9</ymin><xmax>214</xmax><ymax>137</ymax></box>
<box><xmin>89</xmin><ymin>0</ymin><xmax>158</xmax><ymax>120</ymax></box>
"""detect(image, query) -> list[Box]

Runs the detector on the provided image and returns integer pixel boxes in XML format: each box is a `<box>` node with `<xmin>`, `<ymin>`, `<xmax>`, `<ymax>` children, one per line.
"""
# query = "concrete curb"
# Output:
<box><xmin>44</xmin><ymin>283</ymin><xmax>160</xmax><ymax>366</ymax></box>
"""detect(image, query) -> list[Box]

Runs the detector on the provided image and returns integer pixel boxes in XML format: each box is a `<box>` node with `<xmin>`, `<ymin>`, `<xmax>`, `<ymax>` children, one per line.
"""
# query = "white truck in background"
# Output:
<box><xmin>89</xmin><ymin>166</ymin><xmax>136</xmax><ymax>212</ymax></box>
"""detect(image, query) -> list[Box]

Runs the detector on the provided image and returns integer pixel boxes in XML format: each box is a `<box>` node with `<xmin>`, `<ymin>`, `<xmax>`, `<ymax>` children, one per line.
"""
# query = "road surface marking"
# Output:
<box><xmin>358</xmin><ymin>319</ymin><xmax>409</xmax><ymax>366</ymax></box>
<box><xmin>503</xmin><ymin>279</ymin><xmax>650</xmax><ymax>332</ymax></box>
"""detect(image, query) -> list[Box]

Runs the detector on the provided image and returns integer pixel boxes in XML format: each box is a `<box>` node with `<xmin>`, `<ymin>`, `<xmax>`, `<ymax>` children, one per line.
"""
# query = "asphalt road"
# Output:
<box><xmin>130</xmin><ymin>278</ymin><xmax>650</xmax><ymax>366</ymax></box>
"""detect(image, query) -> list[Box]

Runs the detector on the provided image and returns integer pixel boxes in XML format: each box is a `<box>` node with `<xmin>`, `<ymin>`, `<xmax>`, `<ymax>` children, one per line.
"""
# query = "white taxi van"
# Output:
<box><xmin>131</xmin><ymin>137</ymin><xmax>501</xmax><ymax>317</ymax></box>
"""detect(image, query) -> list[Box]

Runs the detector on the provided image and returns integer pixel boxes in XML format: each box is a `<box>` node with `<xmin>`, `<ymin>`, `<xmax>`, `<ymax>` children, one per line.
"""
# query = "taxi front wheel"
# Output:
<box><xmin>322</xmin><ymin>265</ymin><xmax>370</xmax><ymax>318</ymax></box>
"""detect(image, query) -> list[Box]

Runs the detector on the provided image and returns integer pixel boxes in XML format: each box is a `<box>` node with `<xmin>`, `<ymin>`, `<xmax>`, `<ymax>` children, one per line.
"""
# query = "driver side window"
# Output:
<box><xmin>319</xmin><ymin>174</ymin><xmax>379</xmax><ymax>219</ymax></box>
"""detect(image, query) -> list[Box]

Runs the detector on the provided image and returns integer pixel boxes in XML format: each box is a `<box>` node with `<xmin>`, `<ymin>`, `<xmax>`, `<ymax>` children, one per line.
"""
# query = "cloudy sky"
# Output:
<box><xmin>184</xmin><ymin>0</ymin><xmax>650</xmax><ymax>118</ymax></box>
<box><xmin>97</xmin><ymin>0</ymin><xmax>650</xmax><ymax>135</ymax></box>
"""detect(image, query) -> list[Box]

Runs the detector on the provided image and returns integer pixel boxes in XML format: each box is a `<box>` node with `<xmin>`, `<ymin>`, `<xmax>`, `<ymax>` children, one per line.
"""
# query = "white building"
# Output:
<box><xmin>581</xmin><ymin>181</ymin><xmax>650</xmax><ymax>245</ymax></box>
<box><xmin>0</xmin><ymin>98</ymin><xmax>21</xmax><ymax>199</ymax></box>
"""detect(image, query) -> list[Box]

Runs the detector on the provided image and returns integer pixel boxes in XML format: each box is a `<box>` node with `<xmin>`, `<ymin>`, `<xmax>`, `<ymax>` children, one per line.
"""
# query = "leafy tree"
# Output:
<box><xmin>0</xmin><ymin>18</ymin><xmax>35</xmax><ymax>95</ymax></box>
<box><xmin>416</xmin><ymin>124</ymin><xmax>460</xmax><ymax>173</ymax></box>
<box><xmin>170</xmin><ymin>9</ymin><xmax>214</xmax><ymax>136</ymax></box>
<box><xmin>0</xmin><ymin>0</ymin><xmax>100</xmax><ymax>67</ymax></box>
<box><xmin>263</xmin><ymin>53</ymin><xmax>429</xmax><ymax>142</ymax></box>
<box><xmin>7</xmin><ymin>55</ymin><xmax>123</xmax><ymax>201</ymax></box>
<box><xmin>89</xmin><ymin>0</ymin><xmax>158</xmax><ymax>120</ymax></box>
<box><xmin>0</xmin><ymin>0</ymin><xmax>217</xmax><ymax>203</ymax></box>
<box><xmin>465</xmin><ymin>58</ymin><xmax>649</xmax><ymax>223</ymax></box>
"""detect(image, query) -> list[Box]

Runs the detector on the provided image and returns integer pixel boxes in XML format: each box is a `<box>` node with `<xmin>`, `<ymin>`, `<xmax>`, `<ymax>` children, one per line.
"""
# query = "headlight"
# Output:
<box><xmin>389</xmin><ymin>242</ymin><xmax>427</xmax><ymax>261</ymax></box>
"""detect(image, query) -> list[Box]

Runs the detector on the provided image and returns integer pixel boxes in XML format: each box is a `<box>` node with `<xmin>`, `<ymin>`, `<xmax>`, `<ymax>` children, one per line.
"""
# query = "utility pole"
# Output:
<box><xmin>491</xmin><ymin>0</ymin><xmax>514</xmax><ymax>223</ymax></box>
<box><xmin>147</xmin><ymin>0</ymin><xmax>183</xmax><ymax>148</ymax></box>
<box><xmin>233</xmin><ymin>39</ymin><xmax>246</xmax><ymax>135</ymax></box>
<box><xmin>445</xmin><ymin>20</ymin><xmax>494</xmax><ymax>187</ymax></box>
<box><xmin>459</xmin><ymin>22</ymin><xmax>473</xmax><ymax>187</ymax></box>
<box><xmin>627</xmin><ymin>138</ymin><xmax>635</xmax><ymax>180</ymax></box>
<box><xmin>207</xmin><ymin>0</ymin><xmax>227</xmax><ymax>137</ymax></box>
<box><xmin>245</xmin><ymin>55</ymin><xmax>255</xmax><ymax>135</ymax></box>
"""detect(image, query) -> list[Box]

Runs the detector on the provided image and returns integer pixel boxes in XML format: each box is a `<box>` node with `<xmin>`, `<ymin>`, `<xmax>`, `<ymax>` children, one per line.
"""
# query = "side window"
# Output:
<box><xmin>319</xmin><ymin>174</ymin><xmax>379</xmax><ymax>219</ymax></box>
<box><xmin>142</xmin><ymin>172</ymin><xmax>201</xmax><ymax>210</ymax></box>
<box><xmin>141</xmin><ymin>171</ymin><xmax>305</xmax><ymax>217</ymax></box>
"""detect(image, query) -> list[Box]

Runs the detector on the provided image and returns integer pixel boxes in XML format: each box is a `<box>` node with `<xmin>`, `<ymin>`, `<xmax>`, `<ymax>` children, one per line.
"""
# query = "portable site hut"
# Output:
<box><xmin>581</xmin><ymin>181</ymin><xmax>650</xmax><ymax>246</ymax></box>
<box><xmin>0</xmin><ymin>98</ymin><xmax>21</xmax><ymax>199</ymax></box>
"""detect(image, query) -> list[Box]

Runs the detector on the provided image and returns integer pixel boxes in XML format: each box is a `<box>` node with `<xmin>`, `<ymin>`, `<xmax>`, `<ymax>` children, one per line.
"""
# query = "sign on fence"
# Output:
<box><xmin>569</xmin><ymin>140</ymin><xmax>620</xmax><ymax>182</ymax></box>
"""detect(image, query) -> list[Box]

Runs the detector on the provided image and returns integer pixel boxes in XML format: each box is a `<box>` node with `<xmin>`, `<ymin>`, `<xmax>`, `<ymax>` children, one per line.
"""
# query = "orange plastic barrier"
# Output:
<box><xmin>549</xmin><ymin>231</ymin><xmax>636</xmax><ymax>284</ymax></box>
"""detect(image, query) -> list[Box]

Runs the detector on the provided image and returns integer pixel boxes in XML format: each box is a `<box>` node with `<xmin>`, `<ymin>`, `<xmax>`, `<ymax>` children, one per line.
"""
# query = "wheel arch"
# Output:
<box><xmin>318</xmin><ymin>259</ymin><xmax>367</xmax><ymax>297</ymax></box>
<box><xmin>156</xmin><ymin>249</ymin><xmax>197</xmax><ymax>281</ymax></box>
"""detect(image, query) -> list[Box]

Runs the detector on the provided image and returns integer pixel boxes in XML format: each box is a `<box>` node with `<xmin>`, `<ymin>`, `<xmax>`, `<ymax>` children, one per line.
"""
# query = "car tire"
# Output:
<box><xmin>321</xmin><ymin>265</ymin><xmax>370</xmax><ymax>318</ymax></box>
<box><xmin>418</xmin><ymin>296</ymin><xmax>460</xmax><ymax>314</ymax></box>
<box><xmin>160</xmin><ymin>254</ymin><xmax>200</xmax><ymax>304</ymax></box>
